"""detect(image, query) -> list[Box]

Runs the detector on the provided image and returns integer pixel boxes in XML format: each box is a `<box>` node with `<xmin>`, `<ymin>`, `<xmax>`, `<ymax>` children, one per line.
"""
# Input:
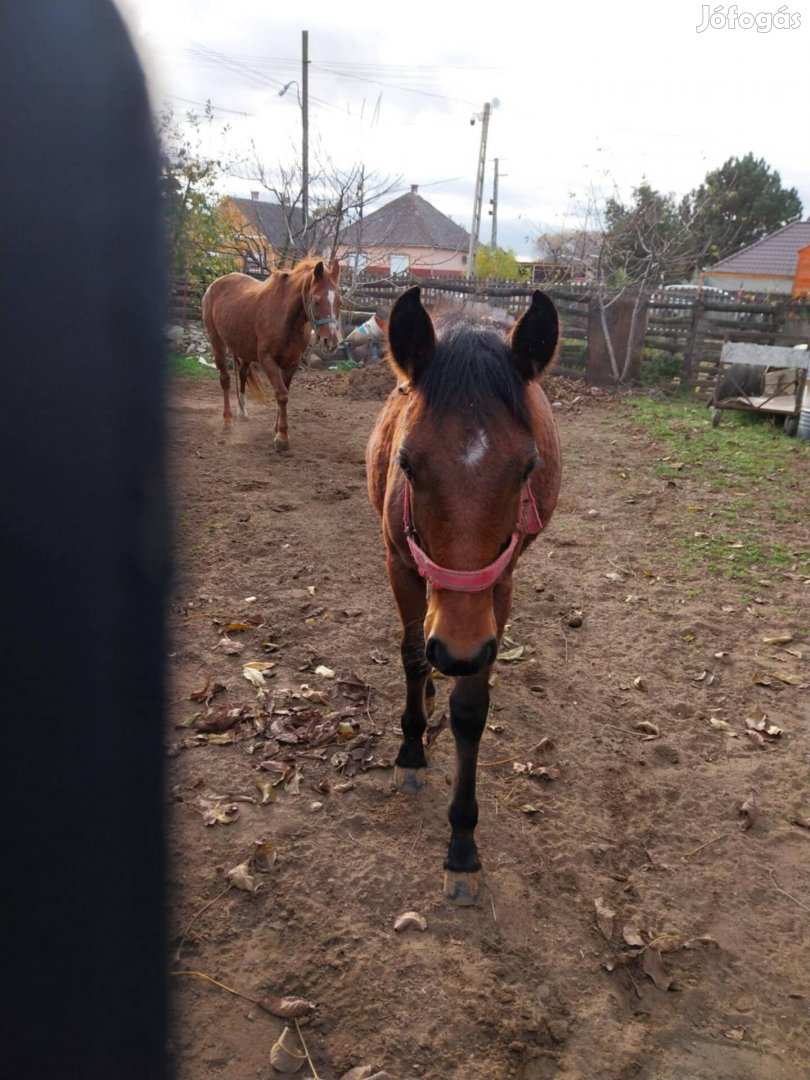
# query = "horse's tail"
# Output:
<box><xmin>244</xmin><ymin>363</ymin><xmax>275</xmax><ymax>405</ymax></box>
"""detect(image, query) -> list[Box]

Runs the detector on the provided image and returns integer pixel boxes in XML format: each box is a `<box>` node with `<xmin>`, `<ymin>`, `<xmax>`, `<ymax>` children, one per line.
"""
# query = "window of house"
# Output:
<box><xmin>346</xmin><ymin>251</ymin><xmax>368</xmax><ymax>274</ymax></box>
<box><xmin>390</xmin><ymin>253</ymin><xmax>409</xmax><ymax>276</ymax></box>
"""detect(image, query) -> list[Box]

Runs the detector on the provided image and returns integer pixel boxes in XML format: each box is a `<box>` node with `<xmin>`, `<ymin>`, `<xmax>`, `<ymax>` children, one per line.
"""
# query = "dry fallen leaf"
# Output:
<box><xmin>284</xmin><ymin>768</ymin><xmax>303</xmax><ymax>796</ymax></box>
<box><xmin>622</xmin><ymin>925</ymin><xmax>646</xmax><ymax>948</ymax></box>
<box><xmin>194</xmin><ymin>704</ymin><xmax>248</xmax><ymax>734</ymax></box>
<box><xmin>641</xmin><ymin>947</ymin><xmax>672</xmax><ymax>991</ymax></box>
<box><xmin>198</xmin><ymin>799</ymin><xmax>240</xmax><ymax>827</ymax></box>
<box><xmin>602</xmin><ymin>950</ymin><xmax>641</xmax><ymax>972</ymax></box>
<box><xmin>255</xmin><ymin>779</ymin><xmax>277</xmax><ymax>806</ymax></box>
<box><xmin>633</xmin><ymin>720</ymin><xmax>659</xmax><ymax>737</ymax></box>
<box><xmin>513</xmin><ymin>761</ymin><xmax>560</xmax><ymax>781</ymax></box>
<box><xmin>259</xmin><ymin>994</ymin><xmax>316</xmax><ymax>1019</ymax></box>
<box><xmin>739</xmin><ymin>792</ymin><xmax>757</xmax><ymax>831</ymax></box>
<box><xmin>594</xmin><ymin>898</ymin><xmax>615</xmax><ymax>941</ymax></box>
<box><xmin>647</xmin><ymin>932</ymin><xmax>685</xmax><ymax>954</ymax></box>
<box><xmin>497</xmin><ymin>645</ymin><xmax>526</xmax><ymax>662</ymax></box>
<box><xmin>790</xmin><ymin>814</ymin><xmax>810</xmax><ymax>829</ymax></box>
<box><xmin>394</xmin><ymin>911</ymin><xmax>427</xmax><ymax>932</ymax></box>
<box><xmin>252</xmin><ymin>840</ymin><xmax>277</xmax><ymax>871</ymax></box>
<box><xmin>269</xmin><ymin>1026</ymin><xmax>306</xmax><ymax>1073</ymax></box>
<box><xmin>315</xmin><ymin>664</ymin><xmax>335</xmax><ymax>678</ymax></box>
<box><xmin>243</xmin><ymin>667</ymin><xmax>268</xmax><ymax>689</ymax></box>
<box><xmin>770</xmin><ymin>671</ymin><xmax>808</xmax><ymax>687</ymax></box>
<box><xmin>724</xmin><ymin>1027</ymin><xmax>745</xmax><ymax>1042</ymax></box>
<box><xmin>762</xmin><ymin>634</ymin><xmax>793</xmax><ymax>646</ymax></box>
<box><xmin>226</xmin><ymin>859</ymin><xmax>260</xmax><ymax>894</ymax></box>
<box><xmin>215</xmin><ymin>638</ymin><xmax>244</xmax><ymax>656</ymax></box>
<box><xmin>709</xmin><ymin>717</ymin><xmax>736</xmax><ymax>735</ymax></box>
<box><xmin>751</xmin><ymin>672</ymin><xmax>773</xmax><ymax>687</ymax></box>
<box><xmin>188</xmin><ymin>678</ymin><xmax>227</xmax><ymax>705</ymax></box>
<box><xmin>633</xmin><ymin>676</ymin><xmax>647</xmax><ymax>692</ymax></box>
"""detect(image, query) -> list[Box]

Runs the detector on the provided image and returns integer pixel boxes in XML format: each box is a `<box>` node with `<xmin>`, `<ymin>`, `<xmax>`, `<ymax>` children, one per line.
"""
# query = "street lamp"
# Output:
<box><xmin>277</xmin><ymin>31</ymin><xmax>309</xmax><ymax>228</ymax></box>
<box><xmin>466</xmin><ymin>99</ymin><xmax>499</xmax><ymax>280</ymax></box>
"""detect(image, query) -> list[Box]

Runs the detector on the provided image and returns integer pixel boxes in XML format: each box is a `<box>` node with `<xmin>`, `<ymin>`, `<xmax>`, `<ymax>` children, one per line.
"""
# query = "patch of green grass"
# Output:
<box><xmin>168</xmin><ymin>351</ymin><xmax>218</xmax><ymax>379</ymax></box>
<box><xmin>623</xmin><ymin>395</ymin><xmax>810</xmax><ymax>580</ymax></box>
<box><xmin>333</xmin><ymin>358</ymin><xmax>359</xmax><ymax>372</ymax></box>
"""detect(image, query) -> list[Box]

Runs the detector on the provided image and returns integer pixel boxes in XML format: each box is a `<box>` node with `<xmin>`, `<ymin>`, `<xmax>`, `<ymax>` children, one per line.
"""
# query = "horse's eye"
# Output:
<box><xmin>398</xmin><ymin>455</ymin><xmax>413</xmax><ymax>480</ymax></box>
<box><xmin>522</xmin><ymin>457</ymin><xmax>538</xmax><ymax>481</ymax></box>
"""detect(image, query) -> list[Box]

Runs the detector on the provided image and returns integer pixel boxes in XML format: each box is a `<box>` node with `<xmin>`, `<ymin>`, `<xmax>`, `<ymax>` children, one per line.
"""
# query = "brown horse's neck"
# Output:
<box><xmin>265</xmin><ymin>267</ymin><xmax>310</xmax><ymax>334</ymax></box>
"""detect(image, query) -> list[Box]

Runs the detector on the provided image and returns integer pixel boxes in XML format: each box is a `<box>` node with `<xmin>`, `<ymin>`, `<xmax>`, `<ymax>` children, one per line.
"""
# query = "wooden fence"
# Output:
<box><xmin>171</xmin><ymin>274</ymin><xmax>810</xmax><ymax>394</ymax></box>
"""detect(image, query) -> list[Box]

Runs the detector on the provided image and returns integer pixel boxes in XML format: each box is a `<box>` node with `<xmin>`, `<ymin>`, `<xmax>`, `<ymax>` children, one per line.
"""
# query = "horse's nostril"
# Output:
<box><xmin>426</xmin><ymin>636</ymin><xmax>497</xmax><ymax>677</ymax></box>
<box><xmin>425</xmin><ymin>636</ymin><xmax>446</xmax><ymax>671</ymax></box>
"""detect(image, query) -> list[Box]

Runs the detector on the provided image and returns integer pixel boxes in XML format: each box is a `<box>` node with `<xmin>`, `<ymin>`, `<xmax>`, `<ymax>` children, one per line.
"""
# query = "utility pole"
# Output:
<box><xmin>489</xmin><ymin>157</ymin><xmax>500</xmax><ymax>250</ymax></box>
<box><xmin>302</xmin><ymin>29</ymin><xmax>309</xmax><ymax>229</ymax></box>
<box><xmin>466</xmin><ymin>100</ymin><xmax>491</xmax><ymax>280</ymax></box>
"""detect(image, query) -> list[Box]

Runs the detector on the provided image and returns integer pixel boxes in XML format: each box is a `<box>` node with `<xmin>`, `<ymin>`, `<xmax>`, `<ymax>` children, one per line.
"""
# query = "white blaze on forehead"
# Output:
<box><xmin>327</xmin><ymin>289</ymin><xmax>337</xmax><ymax>316</ymax></box>
<box><xmin>462</xmin><ymin>429</ymin><xmax>489</xmax><ymax>468</ymax></box>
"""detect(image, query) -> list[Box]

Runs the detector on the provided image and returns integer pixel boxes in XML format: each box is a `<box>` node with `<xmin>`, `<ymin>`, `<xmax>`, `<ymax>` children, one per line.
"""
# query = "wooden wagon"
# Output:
<box><xmin>710</xmin><ymin>342</ymin><xmax>810</xmax><ymax>435</ymax></box>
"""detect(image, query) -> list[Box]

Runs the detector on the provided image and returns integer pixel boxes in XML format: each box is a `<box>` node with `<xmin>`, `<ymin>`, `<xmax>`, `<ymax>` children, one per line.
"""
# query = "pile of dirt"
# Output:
<box><xmin>343</xmin><ymin>362</ymin><xmax>399</xmax><ymax>401</ymax></box>
<box><xmin>543</xmin><ymin>373</ymin><xmax>609</xmax><ymax>407</ymax></box>
<box><xmin>338</xmin><ymin>364</ymin><xmax>610</xmax><ymax>408</ymax></box>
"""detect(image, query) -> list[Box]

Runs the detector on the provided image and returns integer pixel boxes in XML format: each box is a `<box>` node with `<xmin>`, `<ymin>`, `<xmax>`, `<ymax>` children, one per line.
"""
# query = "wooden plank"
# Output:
<box><xmin>720</xmin><ymin>342</ymin><xmax>810</xmax><ymax>370</ymax></box>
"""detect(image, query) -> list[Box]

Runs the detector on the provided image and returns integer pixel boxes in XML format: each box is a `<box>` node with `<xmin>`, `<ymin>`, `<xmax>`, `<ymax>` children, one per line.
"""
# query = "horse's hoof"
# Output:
<box><xmin>395</xmin><ymin>766</ymin><xmax>426</xmax><ymax>794</ymax></box>
<box><xmin>443</xmin><ymin>870</ymin><xmax>481</xmax><ymax>906</ymax></box>
<box><xmin>274</xmin><ymin>437</ymin><xmax>290</xmax><ymax>453</ymax></box>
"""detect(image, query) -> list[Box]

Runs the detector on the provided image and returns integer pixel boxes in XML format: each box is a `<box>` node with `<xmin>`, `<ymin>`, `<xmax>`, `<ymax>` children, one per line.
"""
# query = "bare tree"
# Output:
<box><xmin>232</xmin><ymin>142</ymin><xmax>400</xmax><ymax>280</ymax></box>
<box><xmin>582</xmin><ymin>180</ymin><xmax>718</xmax><ymax>384</ymax></box>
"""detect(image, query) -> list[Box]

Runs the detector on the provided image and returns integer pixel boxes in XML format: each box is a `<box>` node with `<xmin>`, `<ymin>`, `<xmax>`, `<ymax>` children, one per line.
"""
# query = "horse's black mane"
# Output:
<box><xmin>417</xmin><ymin>316</ymin><xmax>530</xmax><ymax>428</ymax></box>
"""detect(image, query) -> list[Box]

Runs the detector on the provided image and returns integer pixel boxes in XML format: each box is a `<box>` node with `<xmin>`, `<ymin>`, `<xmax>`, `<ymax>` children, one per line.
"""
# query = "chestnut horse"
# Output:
<box><xmin>202</xmin><ymin>258</ymin><xmax>341</xmax><ymax>451</ymax></box>
<box><xmin>367</xmin><ymin>287</ymin><xmax>562</xmax><ymax>904</ymax></box>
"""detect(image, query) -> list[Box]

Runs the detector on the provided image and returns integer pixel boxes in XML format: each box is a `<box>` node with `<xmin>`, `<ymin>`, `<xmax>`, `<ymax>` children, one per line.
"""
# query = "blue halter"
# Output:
<box><xmin>305</xmin><ymin>301</ymin><xmax>338</xmax><ymax>329</ymax></box>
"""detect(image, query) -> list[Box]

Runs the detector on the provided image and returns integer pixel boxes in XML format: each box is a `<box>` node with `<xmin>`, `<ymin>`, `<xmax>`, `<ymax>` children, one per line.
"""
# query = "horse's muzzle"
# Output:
<box><xmin>425</xmin><ymin>635</ymin><xmax>497</xmax><ymax>677</ymax></box>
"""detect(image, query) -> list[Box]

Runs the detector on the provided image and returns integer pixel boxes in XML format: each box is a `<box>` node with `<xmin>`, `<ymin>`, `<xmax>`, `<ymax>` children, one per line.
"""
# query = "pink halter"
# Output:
<box><xmin>402</xmin><ymin>482</ymin><xmax>543</xmax><ymax>593</ymax></box>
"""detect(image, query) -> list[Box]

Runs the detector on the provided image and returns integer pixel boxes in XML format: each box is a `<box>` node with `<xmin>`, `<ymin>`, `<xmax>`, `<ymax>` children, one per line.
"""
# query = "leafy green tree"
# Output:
<box><xmin>688</xmin><ymin>153</ymin><xmax>803</xmax><ymax>264</ymax></box>
<box><xmin>159</xmin><ymin>108</ymin><xmax>239</xmax><ymax>285</ymax></box>
<box><xmin>474</xmin><ymin>246</ymin><xmax>522</xmax><ymax>280</ymax></box>
<box><xmin>601</xmin><ymin>182</ymin><xmax>694</xmax><ymax>286</ymax></box>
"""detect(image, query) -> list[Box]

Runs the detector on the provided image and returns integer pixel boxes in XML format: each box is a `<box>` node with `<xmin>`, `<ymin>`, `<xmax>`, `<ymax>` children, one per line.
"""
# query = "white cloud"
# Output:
<box><xmin>120</xmin><ymin>0</ymin><xmax>810</xmax><ymax>254</ymax></box>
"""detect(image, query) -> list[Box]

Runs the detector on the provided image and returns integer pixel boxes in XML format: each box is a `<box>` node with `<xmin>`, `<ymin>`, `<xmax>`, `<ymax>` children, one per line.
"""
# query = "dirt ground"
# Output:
<box><xmin>167</xmin><ymin>364</ymin><xmax>809</xmax><ymax>1080</ymax></box>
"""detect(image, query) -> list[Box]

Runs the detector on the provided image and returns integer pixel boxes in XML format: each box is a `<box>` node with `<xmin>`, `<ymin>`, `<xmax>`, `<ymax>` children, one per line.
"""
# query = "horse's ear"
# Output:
<box><xmin>509</xmin><ymin>290</ymin><xmax>559</xmax><ymax>380</ymax></box>
<box><xmin>312</xmin><ymin>260</ymin><xmax>325</xmax><ymax>281</ymax></box>
<box><xmin>329</xmin><ymin>258</ymin><xmax>340</xmax><ymax>281</ymax></box>
<box><xmin>387</xmin><ymin>286</ymin><xmax>435</xmax><ymax>383</ymax></box>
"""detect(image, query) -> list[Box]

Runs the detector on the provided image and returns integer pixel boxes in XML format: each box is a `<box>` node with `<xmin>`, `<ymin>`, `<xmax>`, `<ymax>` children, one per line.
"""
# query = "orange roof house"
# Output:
<box><xmin>700</xmin><ymin>219</ymin><xmax>810</xmax><ymax>297</ymax></box>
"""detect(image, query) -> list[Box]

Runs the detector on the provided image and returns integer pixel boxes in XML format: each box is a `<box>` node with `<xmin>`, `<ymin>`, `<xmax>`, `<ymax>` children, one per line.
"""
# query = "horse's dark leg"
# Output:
<box><xmin>258</xmin><ymin>352</ymin><xmax>290</xmax><ymax>452</ymax></box>
<box><xmin>443</xmin><ymin>577</ymin><xmax>514</xmax><ymax>905</ymax></box>
<box><xmin>444</xmin><ymin>670</ymin><xmax>490</xmax><ymax>905</ymax></box>
<box><xmin>236</xmin><ymin>360</ymin><xmax>249</xmax><ymax>419</ymax></box>
<box><xmin>208</xmin><ymin>334</ymin><xmax>231</xmax><ymax>422</ymax></box>
<box><xmin>387</xmin><ymin>555</ymin><xmax>430</xmax><ymax>792</ymax></box>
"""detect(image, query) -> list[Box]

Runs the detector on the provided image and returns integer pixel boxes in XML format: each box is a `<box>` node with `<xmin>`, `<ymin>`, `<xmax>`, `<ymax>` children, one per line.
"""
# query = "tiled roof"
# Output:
<box><xmin>229</xmin><ymin>197</ymin><xmax>306</xmax><ymax>250</ymax></box>
<box><xmin>340</xmin><ymin>191</ymin><xmax>469</xmax><ymax>251</ymax></box>
<box><xmin>710</xmin><ymin>219</ymin><xmax>810</xmax><ymax>277</ymax></box>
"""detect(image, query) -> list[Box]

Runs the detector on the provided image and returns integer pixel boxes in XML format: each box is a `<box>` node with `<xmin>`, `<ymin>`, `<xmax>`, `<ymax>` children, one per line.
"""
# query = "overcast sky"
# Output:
<box><xmin>121</xmin><ymin>0</ymin><xmax>809</xmax><ymax>257</ymax></box>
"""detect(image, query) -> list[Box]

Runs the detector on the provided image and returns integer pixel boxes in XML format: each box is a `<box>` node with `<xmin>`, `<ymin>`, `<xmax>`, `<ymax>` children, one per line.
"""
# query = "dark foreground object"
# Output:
<box><xmin>0</xmin><ymin>4</ymin><xmax>168</xmax><ymax>1078</ymax></box>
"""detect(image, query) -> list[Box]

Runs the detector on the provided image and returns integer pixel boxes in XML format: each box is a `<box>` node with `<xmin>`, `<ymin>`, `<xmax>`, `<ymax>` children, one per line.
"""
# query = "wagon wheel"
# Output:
<box><xmin>711</xmin><ymin>408</ymin><xmax>723</xmax><ymax>428</ymax></box>
<box><xmin>784</xmin><ymin>415</ymin><xmax>799</xmax><ymax>437</ymax></box>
